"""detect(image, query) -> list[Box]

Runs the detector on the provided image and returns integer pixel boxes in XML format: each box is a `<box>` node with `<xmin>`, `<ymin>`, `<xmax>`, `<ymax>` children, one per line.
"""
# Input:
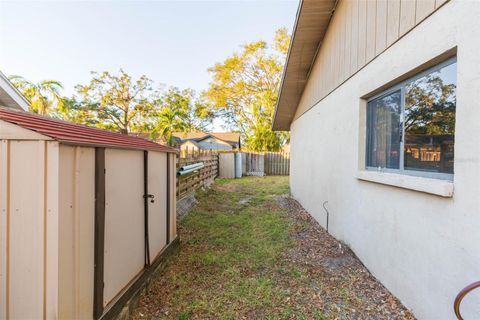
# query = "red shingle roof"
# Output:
<box><xmin>0</xmin><ymin>107</ymin><xmax>177</xmax><ymax>153</ymax></box>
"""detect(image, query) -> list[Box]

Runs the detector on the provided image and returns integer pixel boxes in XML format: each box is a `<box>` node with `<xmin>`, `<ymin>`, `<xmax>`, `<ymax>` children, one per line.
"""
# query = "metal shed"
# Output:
<box><xmin>0</xmin><ymin>107</ymin><xmax>178</xmax><ymax>319</ymax></box>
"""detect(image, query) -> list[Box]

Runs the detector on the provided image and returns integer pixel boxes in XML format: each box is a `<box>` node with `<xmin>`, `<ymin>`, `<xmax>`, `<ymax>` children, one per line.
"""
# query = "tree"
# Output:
<box><xmin>151</xmin><ymin>87</ymin><xmax>214</xmax><ymax>145</ymax></box>
<box><xmin>204</xmin><ymin>28</ymin><xmax>290</xmax><ymax>151</ymax></box>
<box><xmin>8</xmin><ymin>75</ymin><xmax>65</xmax><ymax>115</ymax></box>
<box><xmin>74</xmin><ymin>70</ymin><xmax>154</xmax><ymax>134</ymax></box>
<box><xmin>405</xmin><ymin>73</ymin><xmax>456</xmax><ymax>135</ymax></box>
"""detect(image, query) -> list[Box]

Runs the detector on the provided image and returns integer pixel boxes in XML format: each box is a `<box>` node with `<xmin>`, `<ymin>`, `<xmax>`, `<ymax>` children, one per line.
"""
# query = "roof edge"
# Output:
<box><xmin>0</xmin><ymin>71</ymin><xmax>30</xmax><ymax>111</ymax></box>
<box><xmin>272</xmin><ymin>0</ymin><xmax>338</xmax><ymax>131</ymax></box>
<box><xmin>272</xmin><ymin>0</ymin><xmax>305</xmax><ymax>131</ymax></box>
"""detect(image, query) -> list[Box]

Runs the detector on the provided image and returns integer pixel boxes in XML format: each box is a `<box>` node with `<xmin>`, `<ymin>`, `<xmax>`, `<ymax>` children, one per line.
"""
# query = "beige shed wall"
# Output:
<box><xmin>103</xmin><ymin>148</ymin><xmax>145</xmax><ymax>306</ymax></box>
<box><xmin>58</xmin><ymin>145</ymin><xmax>95</xmax><ymax>319</ymax></box>
<box><xmin>0</xmin><ymin>140</ymin><xmax>59</xmax><ymax>319</ymax></box>
<box><xmin>294</xmin><ymin>0</ymin><xmax>447</xmax><ymax>120</ymax></box>
<box><xmin>289</xmin><ymin>1</ymin><xmax>480</xmax><ymax>319</ymax></box>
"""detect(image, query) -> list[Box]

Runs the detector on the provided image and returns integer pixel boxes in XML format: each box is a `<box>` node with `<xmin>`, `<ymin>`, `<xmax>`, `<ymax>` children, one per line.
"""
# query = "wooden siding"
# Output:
<box><xmin>294</xmin><ymin>0</ymin><xmax>448</xmax><ymax>120</ymax></box>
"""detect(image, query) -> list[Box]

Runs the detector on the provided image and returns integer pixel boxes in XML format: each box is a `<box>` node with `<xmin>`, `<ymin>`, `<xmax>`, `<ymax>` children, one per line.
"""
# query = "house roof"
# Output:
<box><xmin>173</xmin><ymin>132</ymin><xmax>240</xmax><ymax>144</ymax></box>
<box><xmin>0</xmin><ymin>71</ymin><xmax>30</xmax><ymax>111</ymax></box>
<box><xmin>0</xmin><ymin>107</ymin><xmax>177</xmax><ymax>153</ymax></box>
<box><xmin>273</xmin><ymin>0</ymin><xmax>337</xmax><ymax>131</ymax></box>
<box><xmin>180</xmin><ymin>140</ymin><xmax>201</xmax><ymax>148</ymax></box>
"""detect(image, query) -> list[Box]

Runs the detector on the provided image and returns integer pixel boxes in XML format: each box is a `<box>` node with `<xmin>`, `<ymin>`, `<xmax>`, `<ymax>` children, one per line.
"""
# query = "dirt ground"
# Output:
<box><xmin>132</xmin><ymin>176</ymin><xmax>415</xmax><ymax>319</ymax></box>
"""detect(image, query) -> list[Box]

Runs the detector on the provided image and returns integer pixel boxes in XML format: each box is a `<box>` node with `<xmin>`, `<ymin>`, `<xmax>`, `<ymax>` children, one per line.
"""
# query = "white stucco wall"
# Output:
<box><xmin>289</xmin><ymin>1</ymin><xmax>480</xmax><ymax>319</ymax></box>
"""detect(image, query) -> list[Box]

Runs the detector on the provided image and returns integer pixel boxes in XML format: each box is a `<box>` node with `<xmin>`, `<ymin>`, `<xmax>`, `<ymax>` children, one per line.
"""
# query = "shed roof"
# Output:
<box><xmin>273</xmin><ymin>0</ymin><xmax>337</xmax><ymax>130</ymax></box>
<box><xmin>0</xmin><ymin>107</ymin><xmax>177</xmax><ymax>153</ymax></box>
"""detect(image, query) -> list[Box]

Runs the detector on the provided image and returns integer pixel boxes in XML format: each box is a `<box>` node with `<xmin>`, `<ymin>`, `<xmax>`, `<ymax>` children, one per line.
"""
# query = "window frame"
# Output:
<box><xmin>365</xmin><ymin>57</ymin><xmax>457</xmax><ymax>181</ymax></box>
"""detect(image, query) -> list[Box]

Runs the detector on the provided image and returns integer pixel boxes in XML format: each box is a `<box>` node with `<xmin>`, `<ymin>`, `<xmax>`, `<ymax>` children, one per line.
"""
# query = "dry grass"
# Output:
<box><xmin>132</xmin><ymin>176</ymin><xmax>415</xmax><ymax>320</ymax></box>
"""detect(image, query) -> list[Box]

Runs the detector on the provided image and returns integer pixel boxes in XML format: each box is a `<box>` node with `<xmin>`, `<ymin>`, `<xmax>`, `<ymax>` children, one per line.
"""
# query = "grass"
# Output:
<box><xmin>132</xmin><ymin>176</ymin><xmax>413</xmax><ymax>320</ymax></box>
<box><xmin>133</xmin><ymin>176</ymin><xmax>317</xmax><ymax>319</ymax></box>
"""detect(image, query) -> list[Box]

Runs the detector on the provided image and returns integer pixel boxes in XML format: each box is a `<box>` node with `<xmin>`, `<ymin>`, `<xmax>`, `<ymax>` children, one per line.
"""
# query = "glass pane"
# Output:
<box><xmin>404</xmin><ymin>61</ymin><xmax>456</xmax><ymax>174</ymax></box>
<box><xmin>367</xmin><ymin>90</ymin><xmax>401</xmax><ymax>169</ymax></box>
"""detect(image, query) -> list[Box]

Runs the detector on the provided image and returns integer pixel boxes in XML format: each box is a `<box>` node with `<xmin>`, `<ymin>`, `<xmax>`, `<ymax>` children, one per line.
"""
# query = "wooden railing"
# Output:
<box><xmin>176</xmin><ymin>152</ymin><xmax>219</xmax><ymax>200</ymax></box>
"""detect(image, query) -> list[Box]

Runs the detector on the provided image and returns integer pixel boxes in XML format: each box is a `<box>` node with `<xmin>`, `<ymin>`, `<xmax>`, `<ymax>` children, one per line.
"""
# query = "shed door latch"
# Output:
<box><xmin>144</xmin><ymin>194</ymin><xmax>155</xmax><ymax>203</ymax></box>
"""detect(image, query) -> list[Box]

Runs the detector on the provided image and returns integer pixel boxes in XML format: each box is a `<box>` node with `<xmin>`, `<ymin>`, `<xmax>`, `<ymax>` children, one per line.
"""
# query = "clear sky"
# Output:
<box><xmin>0</xmin><ymin>0</ymin><xmax>298</xmax><ymax>97</ymax></box>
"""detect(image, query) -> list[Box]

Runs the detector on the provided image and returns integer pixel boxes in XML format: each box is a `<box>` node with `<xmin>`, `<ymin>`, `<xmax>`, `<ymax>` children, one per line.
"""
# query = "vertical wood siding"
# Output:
<box><xmin>295</xmin><ymin>0</ymin><xmax>448</xmax><ymax>119</ymax></box>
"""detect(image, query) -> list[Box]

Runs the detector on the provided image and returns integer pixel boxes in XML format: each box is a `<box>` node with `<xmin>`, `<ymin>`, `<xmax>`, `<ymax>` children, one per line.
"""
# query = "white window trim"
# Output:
<box><xmin>356</xmin><ymin>170</ymin><xmax>454</xmax><ymax>197</ymax></box>
<box><xmin>365</xmin><ymin>57</ymin><xmax>457</xmax><ymax>181</ymax></box>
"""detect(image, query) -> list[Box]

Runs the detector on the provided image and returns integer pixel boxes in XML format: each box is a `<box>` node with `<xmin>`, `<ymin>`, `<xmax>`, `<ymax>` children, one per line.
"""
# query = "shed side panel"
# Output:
<box><xmin>0</xmin><ymin>120</ymin><xmax>51</xmax><ymax>140</ymax></box>
<box><xmin>45</xmin><ymin>141</ymin><xmax>60</xmax><ymax>319</ymax></box>
<box><xmin>8</xmin><ymin>141</ymin><xmax>45</xmax><ymax>318</ymax></box>
<box><xmin>58</xmin><ymin>145</ymin><xmax>95</xmax><ymax>319</ymax></box>
<box><xmin>104</xmin><ymin>149</ymin><xmax>144</xmax><ymax>306</ymax></box>
<box><xmin>0</xmin><ymin>140</ymin><xmax>8</xmax><ymax>318</ymax></box>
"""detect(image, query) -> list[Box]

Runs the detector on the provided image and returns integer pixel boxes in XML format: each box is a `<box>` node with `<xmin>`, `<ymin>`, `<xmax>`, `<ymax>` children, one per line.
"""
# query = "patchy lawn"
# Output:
<box><xmin>133</xmin><ymin>176</ymin><xmax>414</xmax><ymax>319</ymax></box>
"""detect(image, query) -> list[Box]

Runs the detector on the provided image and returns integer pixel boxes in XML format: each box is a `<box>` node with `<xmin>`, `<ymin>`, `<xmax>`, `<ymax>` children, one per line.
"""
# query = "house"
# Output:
<box><xmin>0</xmin><ymin>71</ymin><xmax>29</xmax><ymax>111</ymax></box>
<box><xmin>273</xmin><ymin>1</ymin><xmax>479</xmax><ymax>319</ymax></box>
<box><xmin>173</xmin><ymin>131</ymin><xmax>241</xmax><ymax>152</ymax></box>
<box><xmin>0</xmin><ymin>75</ymin><xmax>179</xmax><ymax>319</ymax></box>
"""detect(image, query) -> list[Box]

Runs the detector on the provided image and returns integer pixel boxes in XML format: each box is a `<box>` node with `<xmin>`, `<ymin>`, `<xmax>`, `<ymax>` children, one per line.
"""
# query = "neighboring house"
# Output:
<box><xmin>173</xmin><ymin>132</ymin><xmax>241</xmax><ymax>152</ymax></box>
<box><xmin>273</xmin><ymin>1</ymin><xmax>479</xmax><ymax>319</ymax></box>
<box><xmin>0</xmin><ymin>71</ymin><xmax>29</xmax><ymax>111</ymax></box>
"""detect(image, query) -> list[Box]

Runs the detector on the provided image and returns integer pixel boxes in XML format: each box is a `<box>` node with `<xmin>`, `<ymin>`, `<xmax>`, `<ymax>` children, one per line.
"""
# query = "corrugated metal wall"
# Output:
<box><xmin>0</xmin><ymin>139</ymin><xmax>60</xmax><ymax>319</ymax></box>
<box><xmin>58</xmin><ymin>145</ymin><xmax>95</xmax><ymax>319</ymax></box>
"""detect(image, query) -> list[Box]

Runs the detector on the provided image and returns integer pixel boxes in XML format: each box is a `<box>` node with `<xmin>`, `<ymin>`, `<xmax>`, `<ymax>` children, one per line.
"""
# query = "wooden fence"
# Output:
<box><xmin>176</xmin><ymin>152</ymin><xmax>219</xmax><ymax>199</ymax></box>
<box><xmin>242</xmin><ymin>152</ymin><xmax>264</xmax><ymax>176</ymax></box>
<box><xmin>242</xmin><ymin>152</ymin><xmax>290</xmax><ymax>176</ymax></box>
<box><xmin>175</xmin><ymin>150</ymin><xmax>289</xmax><ymax>199</ymax></box>
<box><xmin>264</xmin><ymin>152</ymin><xmax>290</xmax><ymax>175</ymax></box>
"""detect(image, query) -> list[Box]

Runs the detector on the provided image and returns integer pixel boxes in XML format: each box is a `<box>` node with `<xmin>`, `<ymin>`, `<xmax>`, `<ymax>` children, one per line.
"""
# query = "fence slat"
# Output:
<box><xmin>176</xmin><ymin>152</ymin><xmax>219</xmax><ymax>199</ymax></box>
<box><xmin>242</xmin><ymin>151</ymin><xmax>289</xmax><ymax>176</ymax></box>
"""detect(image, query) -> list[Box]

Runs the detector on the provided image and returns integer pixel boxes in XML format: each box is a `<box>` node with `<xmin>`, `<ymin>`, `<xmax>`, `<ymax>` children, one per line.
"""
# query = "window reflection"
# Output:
<box><xmin>367</xmin><ymin>90</ymin><xmax>401</xmax><ymax>169</ymax></box>
<box><xmin>404</xmin><ymin>62</ymin><xmax>456</xmax><ymax>174</ymax></box>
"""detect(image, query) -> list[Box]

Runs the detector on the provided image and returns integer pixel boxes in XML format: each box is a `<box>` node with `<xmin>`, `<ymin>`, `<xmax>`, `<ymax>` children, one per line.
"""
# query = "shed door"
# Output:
<box><xmin>148</xmin><ymin>151</ymin><xmax>168</xmax><ymax>260</ymax></box>
<box><xmin>103</xmin><ymin>149</ymin><xmax>144</xmax><ymax>306</ymax></box>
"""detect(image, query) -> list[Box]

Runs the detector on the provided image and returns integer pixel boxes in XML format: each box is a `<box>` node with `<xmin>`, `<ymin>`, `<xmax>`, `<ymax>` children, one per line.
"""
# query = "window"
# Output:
<box><xmin>366</xmin><ymin>58</ymin><xmax>457</xmax><ymax>180</ymax></box>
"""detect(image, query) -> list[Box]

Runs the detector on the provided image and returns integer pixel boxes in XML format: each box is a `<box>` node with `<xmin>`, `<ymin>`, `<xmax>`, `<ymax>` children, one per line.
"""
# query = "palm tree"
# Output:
<box><xmin>152</xmin><ymin>107</ymin><xmax>186</xmax><ymax>146</ymax></box>
<box><xmin>8</xmin><ymin>75</ymin><xmax>65</xmax><ymax>115</ymax></box>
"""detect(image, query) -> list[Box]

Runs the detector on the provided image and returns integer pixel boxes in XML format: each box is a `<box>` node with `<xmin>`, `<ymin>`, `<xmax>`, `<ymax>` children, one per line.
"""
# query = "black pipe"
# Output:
<box><xmin>323</xmin><ymin>201</ymin><xmax>329</xmax><ymax>234</ymax></box>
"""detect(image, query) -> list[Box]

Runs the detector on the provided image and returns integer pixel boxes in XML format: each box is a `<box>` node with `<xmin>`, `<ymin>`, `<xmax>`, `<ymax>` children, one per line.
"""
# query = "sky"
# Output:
<box><xmin>0</xmin><ymin>0</ymin><xmax>298</xmax><ymax>99</ymax></box>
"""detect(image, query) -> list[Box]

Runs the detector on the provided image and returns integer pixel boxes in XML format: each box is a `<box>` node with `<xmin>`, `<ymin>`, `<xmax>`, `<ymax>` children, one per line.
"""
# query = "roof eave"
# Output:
<box><xmin>0</xmin><ymin>71</ymin><xmax>30</xmax><ymax>111</ymax></box>
<box><xmin>272</xmin><ymin>0</ymin><xmax>337</xmax><ymax>131</ymax></box>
